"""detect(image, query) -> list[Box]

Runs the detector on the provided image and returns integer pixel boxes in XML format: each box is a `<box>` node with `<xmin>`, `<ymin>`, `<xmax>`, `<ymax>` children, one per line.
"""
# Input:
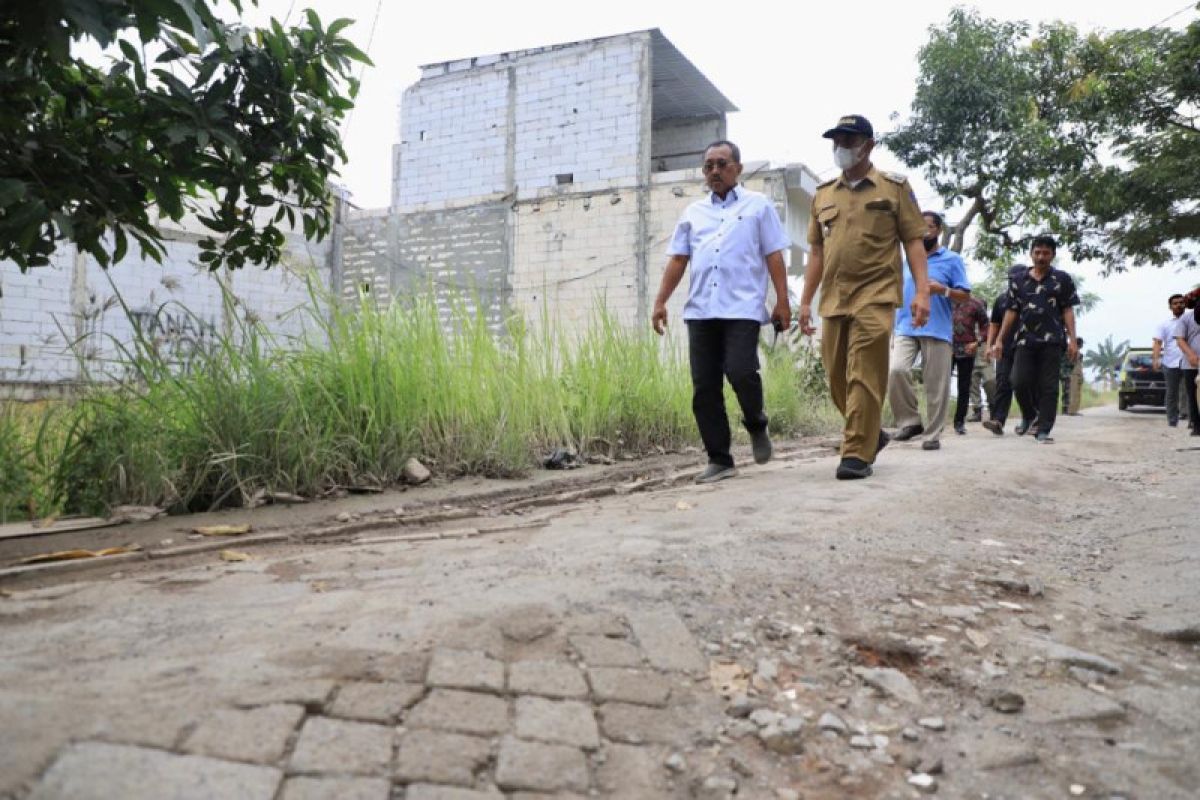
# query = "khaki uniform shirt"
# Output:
<box><xmin>807</xmin><ymin>166</ymin><xmax>926</xmax><ymax>318</ymax></box>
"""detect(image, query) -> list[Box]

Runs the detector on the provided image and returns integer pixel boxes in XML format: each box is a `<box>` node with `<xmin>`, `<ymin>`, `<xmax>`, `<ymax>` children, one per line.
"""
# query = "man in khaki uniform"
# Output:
<box><xmin>798</xmin><ymin>115</ymin><xmax>931</xmax><ymax>479</ymax></box>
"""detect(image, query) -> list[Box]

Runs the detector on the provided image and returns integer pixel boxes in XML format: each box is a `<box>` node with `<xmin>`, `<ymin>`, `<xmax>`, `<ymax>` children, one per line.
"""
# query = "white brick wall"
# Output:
<box><xmin>1</xmin><ymin>232</ymin><xmax>332</xmax><ymax>389</ymax></box>
<box><xmin>394</xmin><ymin>35</ymin><xmax>648</xmax><ymax>210</ymax></box>
<box><xmin>510</xmin><ymin>188</ymin><xmax>642</xmax><ymax>333</ymax></box>
<box><xmin>396</xmin><ymin>68</ymin><xmax>510</xmax><ymax>208</ymax></box>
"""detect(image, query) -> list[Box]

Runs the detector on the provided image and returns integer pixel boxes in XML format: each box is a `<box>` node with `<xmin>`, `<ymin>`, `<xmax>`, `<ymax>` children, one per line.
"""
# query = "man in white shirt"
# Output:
<box><xmin>1173</xmin><ymin>298</ymin><xmax>1200</xmax><ymax>436</ymax></box>
<box><xmin>1152</xmin><ymin>293</ymin><xmax>1188</xmax><ymax>427</ymax></box>
<box><xmin>652</xmin><ymin>141</ymin><xmax>791</xmax><ymax>483</ymax></box>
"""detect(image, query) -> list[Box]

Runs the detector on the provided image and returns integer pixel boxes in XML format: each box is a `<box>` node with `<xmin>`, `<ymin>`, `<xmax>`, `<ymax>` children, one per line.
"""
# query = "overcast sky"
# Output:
<box><xmin>247</xmin><ymin>0</ymin><xmax>1198</xmax><ymax>350</ymax></box>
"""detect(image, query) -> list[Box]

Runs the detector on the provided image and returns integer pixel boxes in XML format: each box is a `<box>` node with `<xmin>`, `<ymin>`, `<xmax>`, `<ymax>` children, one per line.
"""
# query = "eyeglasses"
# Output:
<box><xmin>702</xmin><ymin>159</ymin><xmax>734</xmax><ymax>173</ymax></box>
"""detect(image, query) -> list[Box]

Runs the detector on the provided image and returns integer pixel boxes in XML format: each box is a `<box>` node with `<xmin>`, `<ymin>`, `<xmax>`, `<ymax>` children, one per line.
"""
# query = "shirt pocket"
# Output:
<box><xmin>862</xmin><ymin>197</ymin><xmax>898</xmax><ymax>240</ymax></box>
<box><xmin>816</xmin><ymin>206</ymin><xmax>839</xmax><ymax>240</ymax></box>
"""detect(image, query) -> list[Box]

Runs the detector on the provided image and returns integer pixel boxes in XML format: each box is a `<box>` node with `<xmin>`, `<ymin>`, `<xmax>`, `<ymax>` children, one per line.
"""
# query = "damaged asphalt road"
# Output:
<box><xmin>0</xmin><ymin>405</ymin><xmax>1196</xmax><ymax>799</ymax></box>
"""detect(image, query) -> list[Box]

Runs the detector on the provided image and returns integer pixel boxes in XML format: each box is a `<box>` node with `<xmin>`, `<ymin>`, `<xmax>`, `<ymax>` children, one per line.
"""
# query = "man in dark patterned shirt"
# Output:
<box><xmin>990</xmin><ymin>235</ymin><xmax>1080</xmax><ymax>443</ymax></box>
<box><xmin>950</xmin><ymin>295</ymin><xmax>989</xmax><ymax>434</ymax></box>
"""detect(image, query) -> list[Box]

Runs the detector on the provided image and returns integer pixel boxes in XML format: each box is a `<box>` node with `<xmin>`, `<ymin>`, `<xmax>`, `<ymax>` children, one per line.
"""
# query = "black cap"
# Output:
<box><xmin>822</xmin><ymin>114</ymin><xmax>874</xmax><ymax>139</ymax></box>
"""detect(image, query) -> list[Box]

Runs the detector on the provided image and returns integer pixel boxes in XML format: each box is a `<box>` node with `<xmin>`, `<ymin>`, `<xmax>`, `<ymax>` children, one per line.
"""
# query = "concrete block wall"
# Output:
<box><xmin>394</xmin><ymin>203</ymin><xmax>510</xmax><ymax>331</ymax></box>
<box><xmin>510</xmin><ymin>186</ymin><xmax>642</xmax><ymax>333</ymax></box>
<box><xmin>394</xmin><ymin>34</ymin><xmax>648</xmax><ymax>210</ymax></box>
<box><xmin>511</xmin><ymin>38</ymin><xmax>643</xmax><ymax>197</ymax></box>
<box><xmin>340</xmin><ymin>210</ymin><xmax>394</xmax><ymax>307</ymax></box>
<box><xmin>0</xmin><ymin>249</ymin><xmax>79</xmax><ymax>386</ymax></box>
<box><xmin>651</xmin><ymin>116</ymin><xmax>725</xmax><ymax>173</ymax></box>
<box><xmin>395</xmin><ymin>68</ymin><xmax>510</xmax><ymax>209</ymax></box>
<box><xmin>0</xmin><ymin>231</ymin><xmax>332</xmax><ymax>394</ymax></box>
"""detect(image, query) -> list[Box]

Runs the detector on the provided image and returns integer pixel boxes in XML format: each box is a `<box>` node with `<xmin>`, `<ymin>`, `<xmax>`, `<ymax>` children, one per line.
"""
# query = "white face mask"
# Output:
<box><xmin>833</xmin><ymin>144</ymin><xmax>865</xmax><ymax>170</ymax></box>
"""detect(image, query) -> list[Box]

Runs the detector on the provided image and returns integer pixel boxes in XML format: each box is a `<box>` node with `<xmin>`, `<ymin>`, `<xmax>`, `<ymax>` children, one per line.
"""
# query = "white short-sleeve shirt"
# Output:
<box><xmin>1155</xmin><ymin>317</ymin><xmax>1185</xmax><ymax>368</ymax></box>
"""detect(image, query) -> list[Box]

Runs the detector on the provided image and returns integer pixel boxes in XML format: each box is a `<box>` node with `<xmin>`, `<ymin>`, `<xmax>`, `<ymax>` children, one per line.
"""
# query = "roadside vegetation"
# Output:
<box><xmin>0</xmin><ymin>291</ymin><xmax>838</xmax><ymax>523</ymax></box>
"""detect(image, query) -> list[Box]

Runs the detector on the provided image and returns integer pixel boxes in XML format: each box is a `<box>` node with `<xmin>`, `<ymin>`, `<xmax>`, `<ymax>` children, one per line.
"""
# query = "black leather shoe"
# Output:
<box><xmin>983</xmin><ymin>419</ymin><xmax>1004</xmax><ymax>436</ymax></box>
<box><xmin>695</xmin><ymin>463</ymin><xmax>738</xmax><ymax>484</ymax></box>
<box><xmin>750</xmin><ymin>428</ymin><xmax>773</xmax><ymax>465</ymax></box>
<box><xmin>954</xmin><ymin>424</ymin><xmax>966</xmax><ymax>435</ymax></box>
<box><xmin>875</xmin><ymin>430</ymin><xmax>890</xmax><ymax>457</ymax></box>
<box><xmin>921</xmin><ymin>439</ymin><xmax>941</xmax><ymax>451</ymax></box>
<box><xmin>836</xmin><ymin>457</ymin><xmax>872</xmax><ymax>480</ymax></box>
<box><xmin>1014</xmin><ymin>418</ymin><xmax>1033</xmax><ymax>436</ymax></box>
<box><xmin>892</xmin><ymin>424</ymin><xmax>924</xmax><ymax>441</ymax></box>
<box><xmin>967</xmin><ymin>409</ymin><xmax>983</xmax><ymax>423</ymax></box>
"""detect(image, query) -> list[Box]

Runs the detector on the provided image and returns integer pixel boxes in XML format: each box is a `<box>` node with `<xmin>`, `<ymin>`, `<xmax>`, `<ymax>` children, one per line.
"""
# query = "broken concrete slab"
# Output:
<box><xmin>627</xmin><ymin>610</ymin><xmax>707</xmax><ymax>675</ymax></box>
<box><xmin>28</xmin><ymin>741</ymin><xmax>281</xmax><ymax>800</ymax></box>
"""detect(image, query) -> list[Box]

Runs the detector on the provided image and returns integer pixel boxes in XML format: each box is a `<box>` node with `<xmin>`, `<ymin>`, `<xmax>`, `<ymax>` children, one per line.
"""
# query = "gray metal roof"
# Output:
<box><xmin>649</xmin><ymin>30</ymin><xmax>738</xmax><ymax>121</ymax></box>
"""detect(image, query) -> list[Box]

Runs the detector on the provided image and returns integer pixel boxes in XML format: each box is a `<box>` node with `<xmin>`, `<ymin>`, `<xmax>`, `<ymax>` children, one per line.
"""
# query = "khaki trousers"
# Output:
<box><xmin>888</xmin><ymin>335</ymin><xmax>953</xmax><ymax>442</ymax></box>
<box><xmin>821</xmin><ymin>304</ymin><xmax>893</xmax><ymax>462</ymax></box>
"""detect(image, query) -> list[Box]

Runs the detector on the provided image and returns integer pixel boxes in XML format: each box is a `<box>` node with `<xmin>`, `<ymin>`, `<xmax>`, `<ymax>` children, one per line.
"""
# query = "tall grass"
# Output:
<box><xmin>1</xmin><ymin>289</ymin><xmax>838</xmax><ymax>519</ymax></box>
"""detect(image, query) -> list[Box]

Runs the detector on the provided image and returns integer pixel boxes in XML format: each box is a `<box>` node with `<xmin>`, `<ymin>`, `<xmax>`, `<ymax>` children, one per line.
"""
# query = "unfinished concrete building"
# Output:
<box><xmin>341</xmin><ymin>29</ymin><xmax>819</xmax><ymax>337</ymax></box>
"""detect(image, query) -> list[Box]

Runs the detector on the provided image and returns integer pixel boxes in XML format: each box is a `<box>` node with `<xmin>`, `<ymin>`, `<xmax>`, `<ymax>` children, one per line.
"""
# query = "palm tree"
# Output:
<box><xmin>1083</xmin><ymin>335</ymin><xmax>1129</xmax><ymax>389</ymax></box>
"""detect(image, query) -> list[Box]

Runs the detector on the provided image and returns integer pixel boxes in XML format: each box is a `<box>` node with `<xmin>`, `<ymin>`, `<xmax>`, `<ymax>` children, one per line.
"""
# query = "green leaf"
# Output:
<box><xmin>0</xmin><ymin>179</ymin><xmax>26</xmax><ymax>208</ymax></box>
<box><xmin>327</xmin><ymin>18</ymin><xmax>355</xmax><ymax>37</ymax></box>
<box><xmin>113</xmin><ymin>227</ymin><xmax>128</xmax><ymax>263</ymax></box>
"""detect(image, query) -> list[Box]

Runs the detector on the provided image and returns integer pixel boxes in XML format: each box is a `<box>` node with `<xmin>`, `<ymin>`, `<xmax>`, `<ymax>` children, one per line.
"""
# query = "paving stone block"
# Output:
<box><xmin>289</xmin><ymin>717</ymin><xmax>393</xmax><ymax>775</ymax></box>
<box><xmin>587</xmin><ymin>667</ymin><xmax>671</xmax><ymax>707</ymax></box>
<box><xmin>494</xmin><ymin>736</ymin><xmax>589</xmax><ymax>794</ymax></box>
<box><xmin>599</xmin><ymin>702</ymin><xmax>685</xmax><ymax>745</ymax></box>
<box><xmin>405</xmin><ymin>689</ymin><xmax>510</xmax><ymax>736</ymax></box>
<box><xmin>595</xmin><ymin>744</ymin><xmax>672</xmax><ymax>798</ymax></box>
<box><xmin>514</xmin><ymin>697</ymin><xmax>600</xmax><ymax>749</ymax></box>
<box><xmin>565</xmin><ymin>612</ymin><xmax>628</xmax><ymax>637</ymax></box>
<box><xmin>182</xmin><ymin>703</ymin><xmax>305</xmax><ymax>764</ymax></box>
<box><xmin>329</xmin><ymin>681</ymin><xmax>425</xmax><ymax>723</ymax></box>
<box><xmin>508</xmin><ymin>660</ymin><xmax>589</xmax><ymax>699</ymax></box>
<box><xmin>427</xmin><ymin>649</ymin><xmax>506</xmax><ymax>693</ymax></box>
<box><xmin>568</xmin><ymin>635</ymin><xmax>643</xmax><ymax>667</ymax></box>
<box><xmin>279</xmin><ymin>775</ymin><xmax>392</xmax><ymax>800</ymax></box>
<box><xmin>235</xmin><ymin>679</ymin><xmax>337</xmax><ymax>712</ymax></box>
<box><xmin>406</xmin><ymin>785</ymin><xmax>504</xmax><ymax>800</ymax></box>
<box><xmin>396</xmin><ymin>729</ymin><xmax>492</xmax><ymax>786</ymax></box>
<box><xmin>29</xmin><ymin>741</ymin><xmax>281</xmax><ymax>800</ymax></box>
<box><xmin>627</xmin><ymin>610</ymin><xmax>707</xmax><ymax>674</ymax></box>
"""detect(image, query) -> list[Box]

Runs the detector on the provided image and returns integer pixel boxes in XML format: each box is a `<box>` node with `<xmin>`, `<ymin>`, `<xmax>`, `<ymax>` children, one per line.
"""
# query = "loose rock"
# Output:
<box><xmin>693</xmin><ymin>775</ymin><xmax>739</xmax><ymax>800</ymax></box>
<box><xmin>1035</xmin><ymin>640</ymin><xmax>1122</xmax><ymax>675</ymax></box>
<box><xmin>918</xmin><ymin>716</ymin><xmax>946</xmax><ymax>732</ymax></box>
<box><xmin>817</xmin><ymin>712</ymin><xmax>848</xmax><ymax>735</ymax></box>
<box><xmin>758</xmin><ymin>717</ymin><xmax>804</xmax><ymax>755</ymax></box>
<box><xmin>908</xmin><ymin>772</ymin><xmax>938</xmax><ymax>793</ymax></box>
<box><xmin>986</xmin><ymin>690</ymin><xmax>1026</xmax><ymax>714</ymax></box>
<box><xmin>918</xmin><ymin>755</ymin><xmax>944</xmax><ymax>775</ymax></box>
<box><xmin>852</xmin><ymin>666</ymin><xmax>921</xmax><ymax>705</ymax></box>
<box><xmin>749</xmin><ymin>708</ymin><xmax>783</xmax><ymax>729</ymax></box>
<box><xmin>403</xmin><ymin>457</ymin><xmax>432</xmax><ymax>485</ymax></box>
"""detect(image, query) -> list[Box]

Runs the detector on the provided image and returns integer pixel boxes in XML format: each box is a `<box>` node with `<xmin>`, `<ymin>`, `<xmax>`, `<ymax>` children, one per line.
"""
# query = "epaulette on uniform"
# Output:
<box><xmin>882</xmin><ymin>171</ymin><xmax>907</xmax><ymax>184</ymax></box>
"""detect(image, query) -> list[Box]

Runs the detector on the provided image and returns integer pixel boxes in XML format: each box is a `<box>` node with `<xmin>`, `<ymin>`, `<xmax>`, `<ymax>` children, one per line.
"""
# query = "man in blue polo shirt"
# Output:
<box><xmin>887</xmin><ymin>212</ymin><xmax>971</xmax><ymax>451</ymax></box>
<box><xmin>652</xmin><ymin>140</ymin><xmax>791</xmax><ymax>483</ymax></box>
